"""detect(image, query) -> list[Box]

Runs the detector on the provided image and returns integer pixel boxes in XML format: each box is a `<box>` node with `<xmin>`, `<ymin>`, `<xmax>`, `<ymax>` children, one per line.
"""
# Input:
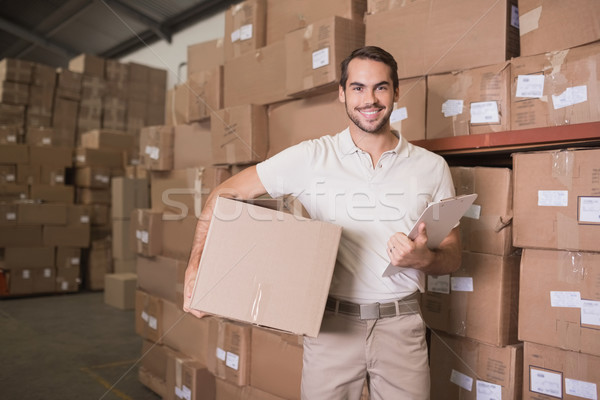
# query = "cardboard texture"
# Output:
<box><xmin>186</xmin><ymin>67</ymin><xmax>224</xmax><ymax>122</ymax></box>
<box><xmin>131</xmin><ymin>209</ymin><xmax>163</xmax><ymax>257</ymax></box>
<box><xmin>0</xmin><ymin>144</ymin><xmax>29</xmax><ymax>164</ymax></box>
<box><xmin>285</xmin><ymin>16</ymin><xmax>365</xmax><ymax>97</ymax></box>
<box><xmin>104</xmin><ymin>59</ymin><xmax>129</xmax><ymax>82</ymax></box>
<box><xmin>139</xmin><ymin>340</ymin><xmax>168</xmax><ymax>396</ymax></box>
<box><xmin>27</xmin><ymin>84</ymin><xmax>54</xmax><ymax>118</ymax></box>
<box><xmin>150</xmin><ymin>168</ymin><xmax>208</xmax><ymax>218</ymax></box>
<box><xmin>136</xmin><ymin>255</ymin><xmax>185</xmax><ymax>307</ymax></box>
<box><xmin>208</xmin><ymin>319</ymin><xmax>252</xmax><ymax>386</ymax></box>
<box><xmin>187</xmin><ymin>38</ymin><xmax>225</xmax><ymax>78</ymax></box>
<box><xmin>26</xmin><ymin>127</ymin><xmax>55</xmax><ymax>146</ymax></box>
<box><xmin>74</xmin><ymin>166</ymin><xmax>111</xmax><ymax>189</ymax></box>
<box><xmin>56</xmin><ymin>69</ymin><xmax>82</xmax><ymax>100</ymax></box>
<box><xmin>104</xmin><ymin>273</ymin><xmax>137</xmax><ymax>310</ymax></box>
<box><xmin>6</xmin><ymin>266</ymin><xmax>56</xmax><ymax>295</ymax></box>
<box><xmin>223</xmin><ymin>40</ymin><xmax>288</xmax><ymax>108</ymax></box>
<box><xmin>112</xmin><ymin>219</ymin><xmax>136</xmax><ymax>261</ymax></box>
<box><xmin>111</xmin><ymin>177</ymin><xmax>149</xmax><ymax>219</ymax></box>
<box><xmin>391</xmin><ymin>76</ymin><xmax>427</xmax><ymax>141</ymax></box>
<box><xmin>75</xmin><ymin>147</ymin><xmax>124</xmax><ymax>169</ymax></box>
<box><xmin>365</xmin><ymin>0</ymin><xmax>519</xmax><ymax>79</ymax></box>
<box><xmin>161</xmin><ymin>212</ymin><xmax>196</xmax><ymax>261</ymax></box>
<box><xmin>165</xmin><ymin>350</ymin><xmax>215</xmax><ymax>400</ymax></box>
<box><xmin>211</xmin><ymin>104</ymin><xmax>268</xmax><ymax>165</ymax></box>
<box><xmin>0</xmin><ymin>126</ymin><xmax>18</xmax><ymax>144</ymax></box>
<box><xmin>427</xmin><ymin>62</ymin><xmax>511</xmax><ymax>139</ymax></box>
<box><xmin>76</xmin><ymin>188</ymin><xmax>111</xmax><ymax>205</ymax></box>
<box><xmin>224</xmin><ymin>0</ymin><xmax>266</xmax><ymax>61</ymax></box>
<box><xmin>30</xmin><ymin>184</ymin><xmax>74</xmax><ymax>203</ymax></box>
<box><xmin>0</xmin><ymin>81</ymin><xmax>30</xmax><ymax>105</ymax></box>
<box><xmin>56</xmin><ymin>265</ymin><xmax>80</xmax><ymax>293</ymax></box>
<box><xmin>135</xmin><ymin>290</ymin><xmax>164</xmax><ymax>343</ymax></box>
<box><xmin>102</xmin><ymin>97</ymin><xmax>127</xmax><ymax>131</ymax></box>
<box><xmin>4</xmin><ymin>247</ymin><xmax>54</xmax><ymax>268</ymax></box>
<box><xmin>16</xmin><ymin>203</ymin><xmax>68</xmax><ymax>225</ymax></box>
<box><xmin>173</xmin><ymin>122</ymin><xmax>212</xmax><ymax>169</ymax></box>
<box><xmin>139</xmin><ymin>125</ymin><xmax>174</xmax><ymax>171</ymax></box>
<box><xmin>29</xmin><ymin>145</ymin><xmax>73</xmax><ymax>167</ymax></box>
<box><xmin>90</xmin><ymin>204</ymin><xmax>110</xmax><ymax>226</ymax></box>
<box><xmin>519</xmin><ymin>0</ymin><xmax>600</xmax><ymax>57</ymax></box>
<box><xmin>512</xmin><ymin>148</ymin><xmax>600</xmax><ymax>252</ymax></box>
<box><xmin>518</xmin><ymin>248</ymin><xmax>600</xmax><ymax>357</ymax></box>
<box><xmin>0</xmin><ymin>103</ymin><xmax>25</xmax><ymax>135</ymax></box>
<box><xmin>190</xmin><ymin>197</ymin><xmax>342</xmax><ymax>337</ymax></box>
<box><xmin>52</xmin><ymin>97</ymin><xmax>78</xmax><ymax>145</ymax></box>
<box><xmin>250</xmin><ymin>326</ymin><xmax>303</xmax><ymax>400</ymax></box>
<box><xmin>68</xmin><ymin>54</ymin><xmax>105</xmax><ymax>78</ymax></box>
<box><xmin>422</xmin><ymin>251</ymin><xmax>521</xmax><ymax>346</ymax></box>
<box><xmin>0</xmin><ymin>225</ymin><xmax>43</xmax><ymax>247</ymax></box>
<box><xmin>0</xmin><ymin>203</ymin><xmax>17</xmax><ymax>225</ymax></box>
<box><xmin>450</xmin><ymin>167</ymin><xmax>514</xmax><ymax>256</ymax></box>
<box><xmin>510</xmin><ymin>42</ymin><xmax>600</xmax><ymax>130</ymax></box>
<box><xmin>430</xmin><ymin>332</ymin><xmax>523</xmax><ymax>400</ymax></box>
<box><xmin>80</xmin><ymin>129</ymin><xmax>136</xmax><ymax>155</ymax></box>
<box><xmin>523</xmin><ymin>342</ymin><xmax>600</xmax><ymax>400</ymax></box>
<box><xmin>267</xmin><ymin>90</ymin><xmax>348</xmax><ymax>157</ymax></box>
<box><xmin>0</xmin><ymin>58</ymin><xmax>33</xmax><ymax>83</ymax></box>
<box><xmin>266</xmin><ymin>0</ymin><xmax>367</xmax><ymax>45</ymax></box>
<box><xmin>31</xmin><ymin>63</ymin><xmax>56</xmax><ymax>87</ymax></box>
<box><xmin>161</xmin><ymin>300</ymin><xmax>211</xmax><ymax>364</ymax></box>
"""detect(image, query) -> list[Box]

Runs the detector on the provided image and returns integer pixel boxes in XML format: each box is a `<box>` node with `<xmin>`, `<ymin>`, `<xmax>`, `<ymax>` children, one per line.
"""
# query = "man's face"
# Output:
<box><xmin>339</xmin><ymin>58</ymin><xmax>399</xmax><ymax>134</ymax></box>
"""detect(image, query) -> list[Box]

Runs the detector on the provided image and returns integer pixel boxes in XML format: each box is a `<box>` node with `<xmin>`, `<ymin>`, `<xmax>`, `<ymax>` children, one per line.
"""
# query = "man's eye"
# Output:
<box><xmin>376</xmin><ymin>86</ymin><xmax>387</xmax><ymax>91</ymax></box>
<box><xmin>353</xmin><ymin>87</ymin><xmax>362</xmax><ymax>92</ymax></box>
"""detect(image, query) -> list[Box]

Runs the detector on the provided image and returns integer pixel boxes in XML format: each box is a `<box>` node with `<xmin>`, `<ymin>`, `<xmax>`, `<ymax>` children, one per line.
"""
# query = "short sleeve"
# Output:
<box><xmin>256</xmin><ymin>141</ymin><xmax>313</xmax><ymax>198</ymax></box>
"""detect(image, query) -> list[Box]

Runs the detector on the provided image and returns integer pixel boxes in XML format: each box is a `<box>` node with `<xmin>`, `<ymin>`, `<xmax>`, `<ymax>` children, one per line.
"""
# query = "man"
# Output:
<box><xmin>183</xmin><ymin>46</ymin><xmax>461</xmax><ymax>399</ymax></box>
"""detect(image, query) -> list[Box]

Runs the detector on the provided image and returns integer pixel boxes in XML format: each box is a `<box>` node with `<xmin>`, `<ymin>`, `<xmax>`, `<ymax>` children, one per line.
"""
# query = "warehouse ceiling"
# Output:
<box><xmin>0</xmin><ymin>0</ymin><xmax>237</xmax><ymax>68</ymax></box>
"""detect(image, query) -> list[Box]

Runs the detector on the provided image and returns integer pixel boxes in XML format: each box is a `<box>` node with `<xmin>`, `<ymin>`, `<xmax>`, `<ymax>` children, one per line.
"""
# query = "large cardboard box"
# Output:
<box><xmin>135</xmin><ymin>290</ymin><xmax>164</xmax><ymax>343</ymax></box>
<box><xmin>4</xmin><ymin>247</ymin><xmax>55</xmax><ymax>268</ymax></box>
<box><xmin>173</xmin><ymin>122</ymin><xmax>212</xmax><ymax>169</ymax></box>
<box><xmin>427</xmin><ymin>62</ymin><xmax>511</xmax><ymax>139</ymax></box>
<box><xmin>136</xmin><ymin>255</ymin><xmax>185</xmax><ymax>307</ymax></box>
<box><xmin>164</xmin><ymin>350</ymin><xmax>215</xmax><ymax>400</ymax></box>
<box><xmin>523</xmin><ymin>342</ymin><xmax>600</xmax><ymax>400</ymax></box>
<box><xmin>450</xmin><ymin>167</ymin><xmax>514</xmax><ymax>256</ymax></box>
<box><xmin>223</xmin><ymin>41</ymin><xmax>288</xmax><ymax>108</ymax></box>
<box><xmin>80</xmin><ymin>129</ymin><xmax>135</xmax><ymax>156</ymax></box>
<box><xmin>211</xmin><ymin>105</ymin><xmax>268</xmax><ymax>165</ymax></box>
<box><xmin>266</xmin><ymin>0</ymin><xmax>367</xmax><ymax>45</ymax></box>
<box><xmin>267</xmin><ymin>90</ymin><xmax>347</xmax><ymax>157</ymax></box>
<box><xmin>75</xmin><ymin>147</ymin><xmax>124</xmax><ymax>169</ymax></box>
<box><xmin>0</xmin><ymin>225</ymin><xmax>43</xmax><ymax>247</ymax></box>
<box><xmin>429</xmin><ymin>332</ymin><xmax>523</xmax><ymax>400</ymax></box>
<box><xmin>250</xmin><ymin>326</ymin><xmax>303</xmax><ymax>400</ymax></box>
<box><xmin>0</xmin><ymin>81</ymin><xmax>29</xmax><ymax>105</ymax></box>
<box><xmin>365</xmin><ymin>0</ymin><xmax>519</xmax><ymax>79</ymax></box>
<box><xmin>285</xmin><ymin>16</ymin><xmax>365</xmax><ymax>98</ymax></box>
<box><xmin>422</xmin><ymin>251</ymin><xmax>521</xmax><ymax>346</ymax></box>
<box><xmin>104</xmin><ymin>272</ymin><xmax>137</xmax><ymax>310</ymax></box>
<box><xmin>519</xmin><ymin>0</ymin><xmax>600</xmax><ymax>57</ymax></box>
<box><xmin>139</xmin><ymin>125</ymin><xmax>174</xmax><ymax>171</ymax></box>
<box><xmin>5</xmin><ymin>266</ymin><xmax>56</xmax><ymax>295</ymax></box>
<box><xmin>207</xmin><ymin>319</ymin><xmax>252</xmax><ymax>387</ymax></box>
<box><xmin>519</xmin><ymin>248</ymin><xmax>600</xmax><ymax>357</ymax></box>
<box><xmin>510</xmin><ymin>42</ymin><xmax>600</xmax><ymax>130</ymax></box>
<box><xmin>187</xmin><ymin>38</ymin><xmax>225</xmax><ymax>78</ymax></box>
<box><xmin>190</xmin><ymin>197</ymin><xmax>342</xmax><ymax>337</ymax></box>
<box><xmin>16</xmin><ymin>202</ymin><xmax>68</xmax><ymax>225</ymax></box>
<box><xmin>513</xmin><ymin>148</ymin><xmax>600</xmax><ymax>252</ymax></box>
<box><xmin>224</xmin><ymin>0</ymin><xmax>266</xmax><ymax>61</ymax></box>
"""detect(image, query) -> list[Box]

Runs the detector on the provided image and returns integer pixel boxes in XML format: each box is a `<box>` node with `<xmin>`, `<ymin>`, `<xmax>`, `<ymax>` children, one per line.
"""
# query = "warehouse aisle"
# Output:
<box><xmin>0</xmin><ymin>291</ymin><xmax>160</xmax><ymax>400</ymax></box>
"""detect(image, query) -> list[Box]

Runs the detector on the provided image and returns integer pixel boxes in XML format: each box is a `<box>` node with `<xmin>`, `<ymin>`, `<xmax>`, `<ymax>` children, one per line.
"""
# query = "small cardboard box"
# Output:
<box><xmin>139</xmin><ymin>125</ymin><xmax>174</xmax><ymax>171</ymax></box>
<box><xmin>427</xmin><ymin>62</ymin><xmax>511</xmax><ymax>139</ymax></box>
<box><xmin>165</xmin><ymin>350</ymin><xmax>215</xmax><ymax>400</ymax></box>
<box><xmin>104</xmin><ymin>273</ymin><xmax>137</xmax><ymax>310</ymax></box>
<box><xmin>224</xmin><ymin>0</ymin><xmax>266</xmax><ymax>61</ymax></box>
<box><xmin>208</xmin><ymin>319</ymin><xmax>252</xmax><ymax>387</ymax></box>
<box><xmin>519</xmin><ymin>248</ymin><xmax>600</xmax><ymax>357</ymax></box>
<box><xmin>285</xmin><ymin>16</ymin><xmax>365</xmax><ymax>98</ymax></box>
<box><xmin>187</xmin><ymin>38</ymin><xmax>225</xmax><ymax>78</ymax></box>
<box><xmin>131</xmin><ymin>209</ymin><xmax>163</xmax><ymax>257</ymax></box>
<box><xmin>429</xmin><ymin>331</ymin><xmax>523</xmax><ymax>400</ymax></box>
<box><xmin>518</xmin><ymin>0</ymin><xmax>600</xmax><ymax>57</ymax></box>
<box><xmin>450</xmin><ymin>166</ymin><xmax>514</xmax><ymax>256</ymax></box>
<box><xmin>511</xmin><ymin>41</ymin><xmax>600</xmax><ymax>131</ymax></box>
<box><xmin>523</xmin><ymin>341</ymin><xmax>600</xmax><ymax>400</ymax></box>
<box><xmin>210</xmin><ymin>104</ymin><xmax>268</xmax><ymax>165</ymax></box>
<box><xmin>365</xmin><ymin>0</ymin><xmax>519</xmax><ymax>79</ymax></box>
<box><xmin>513</xmin><ymin>148</ymin><xmax>600</xmax><ymax>252</ymax></box>
<box><xmin>68</xmin><ymin>53</ymin><xmax>105</xmax><ymax>78</ymax></box>
<box><xmin>223</xmin><ymin>40</ymin><xmax>288</xmax><ymax>108</ymax></box>
<box><xmin>190</xmin><ymin>197</ymin><xmax>342</xmax><ymax>337</ymax></box>
<box><xmin>422</xmin><ymin>251</ymin><xmax>521</xmax><ymax>346</ymax></box>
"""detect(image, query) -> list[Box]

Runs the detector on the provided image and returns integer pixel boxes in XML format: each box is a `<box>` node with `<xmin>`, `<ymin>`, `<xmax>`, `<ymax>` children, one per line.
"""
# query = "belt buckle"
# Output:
<box><xmin>359</xmin><ymin>303</ymin><xmax>380</xmax><ymax>320</ymax></box>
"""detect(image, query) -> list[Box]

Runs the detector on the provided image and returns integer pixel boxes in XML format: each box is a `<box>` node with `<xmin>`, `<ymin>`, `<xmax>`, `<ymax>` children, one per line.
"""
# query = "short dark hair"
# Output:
<box><xmin>339</xmin><ymin>46</ymin><xmax>399</xmax><ymax>91</ymax></box>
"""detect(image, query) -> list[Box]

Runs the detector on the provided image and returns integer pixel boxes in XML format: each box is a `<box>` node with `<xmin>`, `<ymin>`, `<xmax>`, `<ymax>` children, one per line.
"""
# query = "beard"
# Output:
<box><xmin>344</xmin><ymin>101</ymin><xmax>392</xmax><ymax>134</ymax></box>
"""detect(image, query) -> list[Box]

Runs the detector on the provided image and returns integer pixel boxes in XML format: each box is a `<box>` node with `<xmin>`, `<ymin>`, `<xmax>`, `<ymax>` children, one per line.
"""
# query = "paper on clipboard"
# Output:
<box><xmin>382</xmin><ymin>193</ymin><xmax>477</xmax><ymax>277</ymax></box>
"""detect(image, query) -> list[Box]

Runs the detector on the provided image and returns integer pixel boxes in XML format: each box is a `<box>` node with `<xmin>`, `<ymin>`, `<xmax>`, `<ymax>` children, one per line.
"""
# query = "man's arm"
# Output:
<box><xmin>183</xmin><ymin>165</ymin><xmax>267</xmax><ymax>317</ymax></box>
<box><xmin>387</xmin><ymin>224</ymin><xmax>461</xmax><ymax>276</ymax></box>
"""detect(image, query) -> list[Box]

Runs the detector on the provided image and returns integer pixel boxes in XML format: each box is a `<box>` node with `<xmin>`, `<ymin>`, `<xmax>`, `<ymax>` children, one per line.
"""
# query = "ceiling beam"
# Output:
<box><xmin>0</xmin><ymin>15</ymin><xmax>78</xmax><ymax>59</ymax></box>
<box><xmin>101</xmin><ymin>0</ymin><xmax>172</xmax><ymax>43</ymax></box>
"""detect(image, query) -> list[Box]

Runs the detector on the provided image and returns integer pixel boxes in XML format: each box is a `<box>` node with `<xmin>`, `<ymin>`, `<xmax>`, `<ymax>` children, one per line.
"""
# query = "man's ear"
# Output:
<box><xmin>339</xmin><ymin>85</ymin><xmax>346</xmax><ymax>103</ymax></box>
<box><xmin>394</xmin><ymin>87</ymin><xmax>399</xmax><ymax>102</ymax></box>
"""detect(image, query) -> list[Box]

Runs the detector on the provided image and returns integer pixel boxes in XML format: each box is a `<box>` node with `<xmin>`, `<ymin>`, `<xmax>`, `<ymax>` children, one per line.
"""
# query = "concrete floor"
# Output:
<box><xmin>0</xmin><ymin>291</ymin><xmax>161</xmax><ymax>400</ymax></box>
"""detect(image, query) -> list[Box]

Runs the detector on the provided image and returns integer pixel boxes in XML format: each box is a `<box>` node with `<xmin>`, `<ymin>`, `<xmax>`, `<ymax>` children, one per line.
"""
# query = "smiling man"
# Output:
<box><xmin>183</xmin><ymin>46</ymin><xmax>461</xmax><ymax>399</ymax></box>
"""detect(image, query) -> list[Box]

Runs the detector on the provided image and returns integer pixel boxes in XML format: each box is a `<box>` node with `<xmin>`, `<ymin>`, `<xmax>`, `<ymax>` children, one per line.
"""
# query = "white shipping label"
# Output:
<box><xmin>231</xmin><ymin>28</ymin><xmax>241</xmax><ymax>43</ymax></box>
<box><xmin>239</xmin><ymin>24</ymin><xmax>253</xmax><ymax>41</ymax></box>
<box><xmin>428</xmin><ymin>275</ymin><xmax>450</xmax><ymax>294</ymax></box>
<box><xmin>538</xmin><ymin>190</ymin><xmax>568</xmax><ymax>207</ymax></box>
<box><xmin>61</xmin><ymin>281</ymin><xmax>68</xmax><ymax>291</ymax></box>
<box><xmin>145</xmin><ymin>145</ymin><xmax>160</xmax><ymax>160</ymax></box>
<box><xmin>216</xmin><ymin>347</ymin><xmax>226</xmax><ymax>361</ymax></box>
<box><xmin>565</xmin><ymin>378</ymin><xmax>598</xmax><ymax>400</ymax></box>
<box><xmin>141</xmin><ymin>231</ymin><xmax>149</xmax><ymax>244</ymax></box>
<box><xmin>552</xmin><ymin>85</ymin><xmax>587</xmax><ymax>110</ymax></box>
<box><xmin>7</xmin><ymin>135</ymin><xmax>16</xmax><ymax>142</ymax></box>
<box><xmin>70</xmin><ymin>257</ymin><xmax>80</xmax><ymax>266</ymax></box>
<box><xmin>451</xmin><ymin>277</ymin><xmax>474</xmax><ymax>292</ymax></box>
<box><xmin>76</xmin><ymin>155</ymin><xmax>86</xmax><ymax>163</ymax></box>
<box><xmin>225</xmin><ymin>352</ymin><xmax>240</xmax><ymax>370</ymax></box>
<box><xmin>463</xmin><ymin>204</ymin><xmax>481</xmax><ymax>220</ymax></box>
<box><xmin>43</xmin><ymin>268</ymin><xmax>52</xmax><ymax>278</ymax></box>
<box><xmin>442</xmin><ymin>99</ymin><xmax>463</xmax><ymax>117</ymax></box>
<box><xmin>579</xmin><ymin>197</ymin><xmax>600</xmax><ymax>223</ymax></box>
<box><xmin>175</xmin><ymin>385</ymin><xmax>192</xmax><ymax>400</ymax></box>
<box><xmin>42</xmin><ymin>138</ymin><xmax>51</xmax><ymax>145</ymax></box>
<box><xmin>55</xmin><ymin>175</ymin><xmax>64</xmax><ymax>183</ymax></box>
<box><xmin>530</xmin><ymin>368</ymin><xmax>562</xmax><ymax>397</ymax></box>
<box><xmin>22</xmin><ymin>270</ymin><xmax>30</xmax><ymax>279</ymax></box>
<box><xmin>550</xmin><ymin>291</ymin><xmax>581</xmax><ymax>308</ymax></box>
<box><xmin>476</xmin><ymin>380</ymin><xmax>502</xmax><ymax>400</ymax></box>
<box><xmin>6</xmin><ymin>212</ymin><xmax>16</xmax><ymax>220</ymax></box>
<box><xmin>312</xmin><ymin>48</ymin><xmax>330</xmax><ymax>69</ymax></box>
<box><xmin>6</xmin><ymin>174</ymin><xmax>15</xmax><ymax>182</ymax></box>
<box><xmin>80</xmin><ymin>215</ymin><xmax>90</xmax><ymax>224</ymax></box>
<box><xmin>581</xmin><ymin>300</ymin><xmax>600</xmax><ymax>326</ymax></box>
<box><xmin>450</xmin><ymin>369</ymin><xmax>473</xmax><ymax>391</ymax></box>
<box><xmin>95</xmin><ymin>174</ymin><xmax>109</xmax><ymax>184</ymax></box>
<box><xmin>470</xmin><ymin>101</ymin><xmax>500</xmax><ymax>124</ymax></box>
<box><xmin>516</xmin><ymin>75</ymin><xmax>545</xmax><ymax>98</ymax></box>
<box><xmin>141</xmin><ymin>311</ymin><xmax>149</xmax><ymax>322</ymax></box>
<box><xmin>390</xmin><ymin>107</ymin><xmax>408</xmax><ymax>123</ymax></box>
<box><xmin>148</xmin><ymin>316</ymin><xmax>157</xmax><ymax>330</ymax></box>
<box><xmin>136</xmin><ymin>230</ymin><xmax>142</xmax><ymax>240</ymax></box>
<box><xmin>510</xmin><ymin>5</ymin><xmax>520</xmax><ymax>29</ymax></box>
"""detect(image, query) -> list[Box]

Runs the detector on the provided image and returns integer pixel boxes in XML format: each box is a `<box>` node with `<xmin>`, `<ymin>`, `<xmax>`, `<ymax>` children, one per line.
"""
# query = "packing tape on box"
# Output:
<box><xmin>250</xmin><ymin>280</ymin><xmax>271</xmax><ymax>324</ymax></box>
<box><xmin>557</xmin><ymin>212</ymin><xmax>580</xmax><ymax>253</ymax></box>
<box><xmin>551</xmin><ymin>150</ymin><xmax>575</xmax><ymax>189</ymax></box>
<box><xmin>557</xmin><ymin>251</ymin><xmax>585</xmax><ymax>284</ymax></box>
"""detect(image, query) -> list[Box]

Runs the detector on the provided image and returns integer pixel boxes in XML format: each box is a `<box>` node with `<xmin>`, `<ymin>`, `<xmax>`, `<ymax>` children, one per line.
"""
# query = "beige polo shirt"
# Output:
<box><xmin>256</xmin><ymin>128</ymin><xmax>455</xmax><ymax>303</ymax></box>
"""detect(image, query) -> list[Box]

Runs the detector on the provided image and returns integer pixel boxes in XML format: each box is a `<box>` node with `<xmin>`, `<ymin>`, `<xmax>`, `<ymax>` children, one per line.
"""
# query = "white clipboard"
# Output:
<box><xmin>382</xmin><ymin>193</ymin><xmax>477</xmax><ymax>277</ymax></box>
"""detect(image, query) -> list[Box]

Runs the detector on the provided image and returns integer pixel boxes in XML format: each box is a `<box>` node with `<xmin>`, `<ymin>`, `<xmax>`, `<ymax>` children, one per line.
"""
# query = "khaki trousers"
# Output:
<box><xmin>302</xmin><ymin>310</ymin><xmax>430</xmax><ymax>400</ymax></box>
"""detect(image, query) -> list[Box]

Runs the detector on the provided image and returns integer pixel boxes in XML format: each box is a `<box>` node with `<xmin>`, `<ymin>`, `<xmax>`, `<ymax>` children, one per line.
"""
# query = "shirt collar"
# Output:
<box><xmin>340</xmin><ymin>128</ymin><xmax>410</xmax><ymax>158</ymax></box>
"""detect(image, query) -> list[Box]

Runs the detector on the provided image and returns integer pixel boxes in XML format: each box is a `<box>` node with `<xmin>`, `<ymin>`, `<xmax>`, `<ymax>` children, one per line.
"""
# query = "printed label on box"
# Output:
<box><xmin>450</xmin><ymin>369</ymin><xmax>473</xmax><ymax>391</ymax></box>
<box><xmin>538</xmin><ymin>190</ymin><xmax>568</xmax><ymax>207</ymax></box>
<box><xmin>44</xmin><ymin>268</ymin><xmax>52</xmax><ymax>278</ymax></box>
<box><xmin>579</xmin><ymin>197</ymin><xmax>600</xmax><ymax>223</ymax></box>
<box><xmin>390</xmin><ymin>107</ymin><xmax>408</xmax><ymax>123</ymax></box>
<box><xmin>312</xmin><ymin>48</ymin><xmax>330</xmax><ymax>70</ymax></box>
<box><xmin>463</xmin><ymin>204</ymin><xmax>481</xmax><ymax>220</ymax></box>
<box><xmin>581</xmin><ymin>300</ymin><xmax>600</xmax><ymax>327</ymax></box>
<box><xmin>175</xmin><ymin>385</ymin><xmax>192</xmax><ymax>400</ymax></box>
<box><xmin>231</xmin><ymin>29</ymin><xmax>241</xmax><ymax>43</ymax></box>
<box><xmin>565</xmin><ymin>378</ymin><xmax>597</xmax><ymax>400</ymax></box>
<box><xmin>7</xmin><ymin>135</ymin><xmax>16</xmax><ymax>143</ymax></box>
<box><xmin>22</xmin><ymin>269</ymin><xmax>31</xmax><ymax>279</ymax></box>
<box><xmin>216</xmin><ymin>347</ymin><xmax>226</xmax><ymax>361</ymax></box>
<box><xmin>6</xmin><ymin>212</ymin><xmax>16</xmax><ymax>220</ymax></box>
<box><xmin>80</xmin><ymin>215</ymin><xmax>90</xmax><ymax>224</ymax></box>
<box><xmin>516</xmin><ymin>75</ymin><xmax>544</xmax><ymax>98</ymax></box>
<box><xmin>470</xmin><ymin>101</ymin><xmax>500</xmax><ymax>124</ymax></box>
<box><xmin>451</xmin><ymin>277</ymin><xmax>473</xmax><ymax>292</ymax></box>
<box><xmin>477</xmin><ymin>380</ymin><xmax>502</xmax><ymax>400</ymax></box>
<box><xmin>552</xmin><ymin>85</ymin><xmax>587</xmax><ymax>110</ymax></box>
<box><xmin>61</xmin><ymin>281</ymin><xmax>69</xmax><ymax>290</ymax></box>
<box><xmin>225</xmin><ymin>352</ymin><xmax>239</xmax><ymax>370</ymax></box>
<box><xmin>148</xmin><ymin>316</ymin><xmax>157</xmax><ymax>330</ymax></box>
<box><xmin>530</xmin><ymin>368</ymin><xmax>562</xmax><ymax>397</ymax></box>
<box><xmin>239</xmin><ymin>24</ymin><xmax>253</xmax><ymax>41</ymax></box>
<box><xmin>70</xmin><ymin>257</ymin><xmax>79</xmax><ymax>266</ymax></box>
<box><xmin>442</xmin><ymin>99</ymin><xmax>463</xmax><ymax>117</ymax></box>
<box><xmin>428</xmin><ymin>275</ymin><xmax>450</xmax><ymax>294</ymax></box>
<box><xmin>42</xmin><ymin>138</ymin><xmax>51</xmax><ymax>145</ymax></box>
<box><xmin>550</xmin><ymin>291</ymin><xmax>581</xmax><ymax>308</ymax></box>
<box><xmin>145</xmin><ymin>145</ymin><xmax>160</xmax><ymax>160</ymax></box>
<box><xmin>6</xmin><ymin>174</ymin><xmax>15</xmax><ymax>181</ymax></box>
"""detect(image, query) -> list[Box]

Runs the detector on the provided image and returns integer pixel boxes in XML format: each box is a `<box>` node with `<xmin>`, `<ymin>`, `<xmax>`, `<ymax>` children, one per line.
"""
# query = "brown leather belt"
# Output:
<box><xmin>325</xmin><ymin>292</ymin><xmax>420</xmax><ymax>320</ymax></box>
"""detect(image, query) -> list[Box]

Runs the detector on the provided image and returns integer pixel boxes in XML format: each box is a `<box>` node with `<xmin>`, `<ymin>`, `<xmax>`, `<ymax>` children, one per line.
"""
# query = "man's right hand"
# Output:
<box><xmin>183</xmin><ymin>264</ymin><xmax>207</xmax><ymax>318</ymax></box>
